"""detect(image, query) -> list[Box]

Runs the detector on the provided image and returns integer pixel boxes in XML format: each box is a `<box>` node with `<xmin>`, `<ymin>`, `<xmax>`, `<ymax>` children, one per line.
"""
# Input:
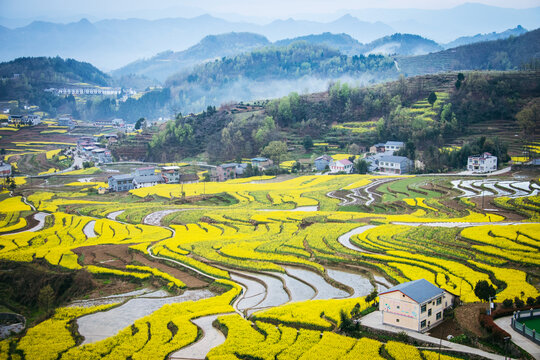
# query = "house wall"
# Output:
<box><xmin>380</xmin><ymin>291</ymin><xmax>420</xmax><ymax>331</ymax></box>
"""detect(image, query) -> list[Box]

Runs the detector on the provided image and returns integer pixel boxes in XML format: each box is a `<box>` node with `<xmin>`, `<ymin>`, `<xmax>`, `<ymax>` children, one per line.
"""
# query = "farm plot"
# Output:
<box><xmin>1</xmin><ymin>173</ymin><xmax>539</xmax><ymax>360</ymax></box>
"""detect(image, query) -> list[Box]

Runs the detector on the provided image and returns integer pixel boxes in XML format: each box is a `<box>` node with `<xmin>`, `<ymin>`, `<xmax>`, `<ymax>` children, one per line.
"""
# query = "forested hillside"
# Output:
<box><xmin>398</xmin><ymin>28</ymin><xmax>540</xmax><ymax>76</ymax></box>
<box><xmin>112</xmin><ymin>32</ymin><xmax>271</xmax><ymax>82</ymax></box>
<box><xmin>142</xmin><ymin>71</ymin><xmax>539</xmax><ymax>169</ymax></box>
<box><xmin>0</xmin><ymin>56</ymin><xmax>112</xmax><ymax>116</ymax></box>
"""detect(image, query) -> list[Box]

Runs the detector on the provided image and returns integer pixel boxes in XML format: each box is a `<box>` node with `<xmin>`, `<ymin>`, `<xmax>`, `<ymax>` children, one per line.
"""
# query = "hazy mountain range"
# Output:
<box><xmin>0</xmin><ymin>2</ymin><xmax>538</xmax><ymax>70</ymax></box>
<box><xmin>114</xmin><ymin>27</ymin><xmax>530</xmax><ymax>84</ymax></box>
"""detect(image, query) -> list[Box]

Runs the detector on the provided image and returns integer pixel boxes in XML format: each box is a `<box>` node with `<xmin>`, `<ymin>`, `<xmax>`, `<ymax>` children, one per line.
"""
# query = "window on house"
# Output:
<box><xmin>428</xmin><ymin>309</ymin><xmax>432</xmax><ymax>316</ymax></box>
<box><xmin>396</xmin><ymin>319</ymin><xmax>400</xmax><ymax>322</ymax></box>
<box><xmin>421</xmin><ymin>320</ymin><xmax>426</xmax><ymax>328</ymax></box>
<box><xmin>436</xmin><ymin>312</ymin><xmax>442</xmax><ymax>320</ymax></box>
<box><xmin>436</xmin><ymin>297</ymin><xmax>442</xmax><ymax>305</ymax></box>
<box><xmin>421</xmin><ymin>304</ymin><xmax>426</xmax><ymax>313</ymax></box>
<box><xmin>397</xmin><ymin>305</ymin><xmax>400</xmax><ymax>309</ymax></box>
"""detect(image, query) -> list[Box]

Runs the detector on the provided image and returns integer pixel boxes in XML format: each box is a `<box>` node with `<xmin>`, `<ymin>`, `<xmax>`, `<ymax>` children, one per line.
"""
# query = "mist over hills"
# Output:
<box><xmin>443</xmin><ymin>25</ymin><xmax>528</xmax><ymax>49</ymax></box>
<box><xmin>115</xmin><ymin>32</ymin><xmax>444</xmax><ymax>83</ymax></box>
<box><xmin>1</xmin><ymin>3</ymin><xmax>538</xmax><ymax>71</ymax></box>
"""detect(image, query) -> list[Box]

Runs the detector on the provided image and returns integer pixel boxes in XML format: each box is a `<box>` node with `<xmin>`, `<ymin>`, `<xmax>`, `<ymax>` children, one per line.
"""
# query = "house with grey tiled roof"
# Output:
<box><xmin>379</xmin><ymin>279</ymin><xmax>454</xmax><ymax>333</ymax></box>
<box><xmin>378</xmin><ymin>155</ymin><xmax>412</xmax><ymax>175</ymax></box>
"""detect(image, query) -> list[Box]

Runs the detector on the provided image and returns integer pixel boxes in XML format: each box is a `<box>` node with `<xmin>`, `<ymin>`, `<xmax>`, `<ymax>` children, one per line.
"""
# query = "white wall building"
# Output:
<box><xmin>467</xmin><ymin>153</ymin><xmax>497</xmax><ymax>173</ymax></box>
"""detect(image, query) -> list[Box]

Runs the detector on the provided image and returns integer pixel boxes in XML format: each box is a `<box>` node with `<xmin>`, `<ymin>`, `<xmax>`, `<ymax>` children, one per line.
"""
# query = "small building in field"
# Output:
<box><xmin>214</xmin><ymin>163</ymin><xmax>239</xmax><ymax>182</ymax></box>
<box><xmin>467</xmin><ymin>153</ymin><xmax>497</xmax><ymax>173</ymax></box>
<box><xmin>132</xmin><ymin>174</ymin><xmax>164</xmax><ymax>189</ymax></box>
<box><xmin>162</xmin><ymin>166</ymin><xmax>181</xmax><ymax>184</ymax></box>
<box><xmin>0</xmin><ymin>162</ymin><xmax>12</xmax><ymax>177</ymax></box>
<box><xmin>378</xmin><ymin>155</ymin><xmax>412</xmax><ymax>175</ymax></box>
<box><xmin>91</xmin><ymin>148</ymin><xmax>112</xmax><ymax>164</ymax></box>
<box><xmin>108</xmin><ymin>174</ymin><xmax>134</xmax><ymax>192</ymax></box>
<box><xmin>379</xmin><ymin>279</ymin><xmax>454</xmax><ymax>333</ymax></box>
<box><xmin>251</xmin><ymin>157</ymin><xmax>273</xmax><ymax>169</ymax></box>
<box><xmin>179</xmin><ymin>173</ymin><xmax>199</xmax><ymax>184</ymax></box>
<box><xmin>314</xmin><ymin>155</ymin><xmax>333</xmax><ymax>171</ymax></box>
<box><xmin>58</xmin><ymin>116</ymin><xmax>75</xmax><ymax>128</ymax></box>
<box><xmin>329</xmin><ymin>159</ymin><xmax>353</xmax><ymax>174</ymax></box>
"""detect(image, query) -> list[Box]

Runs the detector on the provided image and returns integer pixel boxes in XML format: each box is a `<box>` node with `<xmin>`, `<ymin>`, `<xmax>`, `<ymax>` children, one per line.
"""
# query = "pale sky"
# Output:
<box><xmin>1</xmin><ymin>0</ymin><xmax>539</xmax><ymax>21</ymax></box>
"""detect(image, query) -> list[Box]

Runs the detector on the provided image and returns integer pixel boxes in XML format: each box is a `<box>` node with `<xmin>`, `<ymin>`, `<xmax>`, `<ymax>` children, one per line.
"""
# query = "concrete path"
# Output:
<box><xmin>495</xmin><ymin>316</ymin><xmax>540</xmax><ymax>360</ymax></box>
<box><xmin>169</xmin><ymin>313</ymin><xmax>234</xmax><ymax>360</ymax></box>
<box><xmin>361</xmin><ymin>311</ymin><xmax>510</xmax><ymax>360</ymax></box>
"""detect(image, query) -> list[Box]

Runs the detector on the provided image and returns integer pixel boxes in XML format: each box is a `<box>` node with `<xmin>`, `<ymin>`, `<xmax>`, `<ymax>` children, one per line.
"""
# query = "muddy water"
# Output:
<box><xmin>230</xmin><ymin>273</ymin><xmax>266</xmax><ymax>311</ymax></box>
<box><xmin>77</xmin><ymin>289</ymin><xmax>214</xmax><ymax>344</ymax></box>
<box><xmin>284</xmin><ymin>266</ymin><xmax>348</xmax><ymax>300</ymax></box>
<box><xmin>326</xmin><ymin>268</ymin><xmax>373</xmax><ymax>297</ymax></box>
<box><xmin>83</xmin><ymin>220</ymin><xmax>96</xmax><ymax>238</ymax></box>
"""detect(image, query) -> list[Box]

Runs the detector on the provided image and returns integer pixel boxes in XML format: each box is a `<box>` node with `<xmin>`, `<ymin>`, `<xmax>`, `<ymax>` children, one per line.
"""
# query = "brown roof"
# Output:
<box><xmin>180</xmin><ymin>173</ymin><xmax>199</xmax><ymax>181</ymax></box>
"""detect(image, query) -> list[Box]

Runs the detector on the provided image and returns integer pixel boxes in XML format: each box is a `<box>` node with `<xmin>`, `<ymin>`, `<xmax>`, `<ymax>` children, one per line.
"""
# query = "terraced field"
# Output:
<box><xmin>0</xmin><ymin>173</ymin><xmax>538</xmax><ymax>359</ymax></box>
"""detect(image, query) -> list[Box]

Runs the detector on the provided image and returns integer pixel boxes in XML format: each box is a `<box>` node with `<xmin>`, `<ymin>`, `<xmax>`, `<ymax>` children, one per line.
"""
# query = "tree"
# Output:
<box><xmin>134</xmin><ymin>117</ymin><xmax>145</xmax><ymax>130</ymax></box>
<box><xmin>428</xmin><ymin>92</ymin><xmax>437</xmax><ymax>108</ymax></box>
<box><xmin>261</xmin><ymin>141</ymin><xmax>287</xmax><ymax>167</ymax></box>
<box><xmin>355</xmin><ymin>159</ymin><xmax>369</xmax><ymax>174</ymax></box>
<box><xmin>7</xmin><ymin>177</ymin><xmax>16</xmax><ymax>191</ymax></box>
<box><xmin>516</xmin><ymin>100</ymin><xmax>539</xmax><ymax>141</ymax></box>
<box><xmin>365</xmin><ymin>288</ymin><xmax>378</xmax><ymax>304</ymax></box>
<box><xmin>38</xmin><ymin>284</ymin><xmax>55</xmax><ymax>311</ymax></box>
<box><xmin>348</xmin><ymin>143</ymin><xmax>361</xmax><ymax>155</ymax></box>
<box><xmin>474</xmin><ymin>280</ymin><xmax>496</xmax><ymax>302</ymax></box>
<box><xmin>302</xmin><ymin>135</ymin><xmax>313</xmax><ymax>151</ymax></box>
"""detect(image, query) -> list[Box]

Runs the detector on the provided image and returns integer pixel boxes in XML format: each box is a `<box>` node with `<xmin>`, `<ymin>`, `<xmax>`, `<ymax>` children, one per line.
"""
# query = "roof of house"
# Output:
<box><xmin>380</xmin><ymin>279</ymin><xmax>445</xmax><ymax>304</ymax></box>
<box><xmin>133</xmin><ymin>175</ymin><xmax>163</xmax><ymax>183</ymax></box>
<box><xmin>220</xmin><ymin>163</ymin><xmax>238</xmax><ymax>169</ymax></box>
<box><xmin>251</xmin><ymin>157</ymin><xmax>268</xmax><ymax>162</ymax></box>
<box><xmin>386</xmin><ymin>141</ymin><xmax>404</xmax><ymax>146</ymax></box>
<box><xmin>337</xmin><ymin>159</ymin><xmax>353</xmax><ymax>166</ymax></box>
<box><xmin>379</xmin><ymin>155</ymin><xmax>409</xmax><ymax>164</ymax></box>
<box><xmin>110</xmin><ymin>174</ymin><xmax>134</xmax><ymax>181</ymax></box>
<box><xmin>137</xmin><ymin>166</ymin><xmax>156</xmax><ymax>171</ymax></box>
<box><xmin>180</xmin><ymin>173</ymin><xmax>199</xmax><ymax>181</ymax></box>
<box><xmin>315</xmin><ymin>155</ymin><xmax>332</xmax><ymax>161</ymax></box>
<box><xmin>162</xmin><ymin>166</ymin><xmax>180</xmax><ymax>171</ymax></box>
<box><xmin>469</xmin><ymin>152</ymin><xmax>495</xmax><ymax>159</ymax></box>
<box><xmin>0</xmin><ymin>163</ymin><xmax>12</xmax><ymax>171</ymax></box>
<box><xmin>373</xmin><ymin>143</ymin><xmax>386</xmax><ymax>147</ymax></box>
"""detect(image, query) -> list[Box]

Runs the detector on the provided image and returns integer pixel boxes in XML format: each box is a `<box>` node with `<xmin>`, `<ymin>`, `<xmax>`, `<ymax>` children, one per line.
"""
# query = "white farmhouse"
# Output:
<box><xmin>329</xmin><ymin>159</ymin><xmax>353</xmax><ymax>174</ymax></box>
<box><xmin>467</xmin><ymin>152</ymin><xmax>497</xmax><ymax>173</ymax></box>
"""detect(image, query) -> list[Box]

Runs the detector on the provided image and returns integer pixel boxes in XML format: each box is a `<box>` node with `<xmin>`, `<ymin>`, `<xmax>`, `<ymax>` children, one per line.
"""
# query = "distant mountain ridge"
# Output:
<box><xmin>443</xmin><ymin>25</ymin><xmax>528</xmax><ymax>49</ymax></box>
<box><xmin>115</xmin><ymin>32</ymin><xmax>441</xmax><ymax>83</ymax></box>
<box><xmin>3</xmin><ymin>3</ymin><xmax>538</xmax><ymax>71</ymax></box>
<box><xmin>362</xmin><ymin>33</ymin><xmax>442</xmax><ymax>56</ymax></box>
<box><xmin>112</xmin><ymin>32</ymin><xmax>270</xmax><ymax>82</ymax></box>
<box><xmin>398</xmin><ymin>28</ymin><xmax>540</xmax><ymax>76</ymax></box>
<box><xmin>0</xmin><ymin>14</ymin><xmax>394</xmax><ymax>70</ymax></box>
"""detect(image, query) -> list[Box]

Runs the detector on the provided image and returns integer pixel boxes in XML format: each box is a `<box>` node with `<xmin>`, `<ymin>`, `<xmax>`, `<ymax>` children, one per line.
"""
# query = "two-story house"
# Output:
<box><xmin>108</xmin><ymin>174</ymin><xmax>134</xmax><ymax>192</ymax></box>
<box><xmin>467</xmin><ymin>153</ymin><xmax>497</xmax><ymax>173</ymax></box>
<box><xmin>329</xmin><ymin>159</ymin><xmax>353</xmax><ymax>174</ymax></box>
<box><xmin>378</xmin><ymin>155</ymin><xmax>412</xmax><ymax>175</ymax></box>
<box><xmin>379</xmin><ymin>279</ymin><xmax>454</xmax><ymax>333</ymax></box>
